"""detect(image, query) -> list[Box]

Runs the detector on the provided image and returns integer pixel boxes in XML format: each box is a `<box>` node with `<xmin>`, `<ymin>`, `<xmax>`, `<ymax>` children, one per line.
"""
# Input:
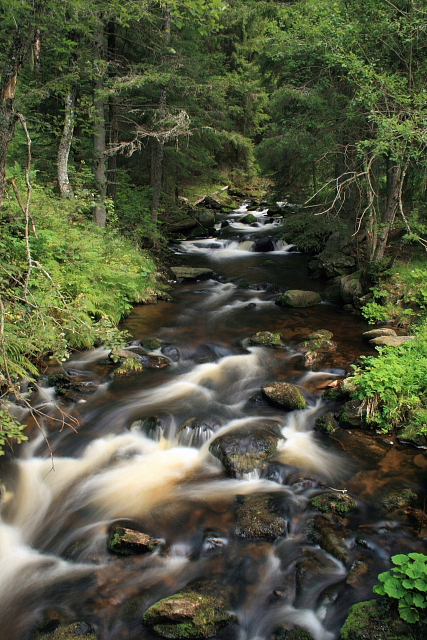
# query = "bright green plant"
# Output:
<box><xmin>374</xmin><ymin>553</ymin><xmax>427</xmax><ymax>623</ymax></box>
<box><xmin>0</xmin><ymin>408</ymin><xmax>28</xmax><ymax>454</ymax></box>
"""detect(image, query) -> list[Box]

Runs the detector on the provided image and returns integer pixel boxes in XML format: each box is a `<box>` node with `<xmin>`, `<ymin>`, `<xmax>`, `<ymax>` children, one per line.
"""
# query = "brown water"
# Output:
<box><xmin>0</xmin><ymin>210</ymin><xmax>426</xmax><ymax>640</ymax></box>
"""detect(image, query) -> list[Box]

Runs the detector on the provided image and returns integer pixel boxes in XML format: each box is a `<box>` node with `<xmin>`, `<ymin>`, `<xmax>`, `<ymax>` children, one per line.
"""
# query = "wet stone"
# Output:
<box><xmin>107</xmin><ymin>524</ymin><xmax>161</xmax><ymax>555</ymax></box>
<box><xmin>209</xmin><ymin>420</ymin><xmax>282</xmax><ymax>477</ymax></box>
<box><xmin>275</xmin><ymin>290</ymin><xmax>321</xmax><ymax>308</ymax></box>
<box><xmin>314</xmin><ymin>412</ymin><xmax>339</xmax><ymax>434</ymax></box>
<box><xmin>261</xmin><ymin>382</ymin><xmax>307</xmax><ymax>411</ymax></box>
<box><xmin>235</xmin><ymin>494</ymin><xmax>286</xmax><ymax>540</ymax></box>
<box><xmin>305</xmin><ymin>514</ymin><xmax>350</xmax><ymax>565</ymax></box>
<box><xmin>380</xmin><ymin>488</ymin><xmax>417</xmax><ymax>512</ymax></box>
<box><xmin>170</xmin><ymin>267</ymin><xmax>214</xmax><ymax>281</ymax></box>
<box><xmin>112</xmin><ymin>357</ymin><xmax>144</xmax><ymax>377</ymax></box>
<box><xmin>143</xmin><ymin>591</ymin><xmax>234</xmax><ymax>639</ymax></box>
<box><xmin>247</xmin><ymin>331</ymin><xmax>286</xmax><ymax>348</ymax></box>
<box><xmin>140</xmin><ymin>337</ymin><xmax>164</xmax><ymax>350</ymax></box>
<box><xmin>311</xmin><ymin>491</ymin><xmax>357</xmax><ymax>515</ymax></box>
<box><xmin>362</xmin><ymin>328</ymin><xmax>397</xmax><ymax>340</ymax></box>
<box><xmin>35</xmin><ymin>622</ymin><xmax>97</xmax><ymax>639</ymax></box>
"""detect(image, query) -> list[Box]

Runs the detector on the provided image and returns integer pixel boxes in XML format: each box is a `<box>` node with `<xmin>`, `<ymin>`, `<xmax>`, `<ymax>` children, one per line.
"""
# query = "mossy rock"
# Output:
<box><xmin>381</xmin><ymin>488</ymin><xmax>417</xmax><ymax>511</ymax></box>
<box><xmin>107</xmin><ymin>524</ymin><xmax>161</xmax><ymax>555</ymax></box>
<box><xmin>340</xmin><ymin>399</ymin><xmax>366</xmax><ymax>427</ymax></box>
<box><xmin>143</xmin><ymin>591</ymin><xmax>234</xmax><ymax>638</ymax></box>
<box><xmin>209</xmin><ymin>420</ymin><xmax>282</xmax><ymax>477</ymax></box>
<box><xmin>262</xmin><ymin>260</ymin><xmax>276</xmax><ymax>267</ymax></box>
<box><xmin>261</xmin><ymin>382</ymin><xmax>307</xmax><ymax>411</ymax></box>
<box><xmin>276</xmin><ymin>290</ymin><xmax>321</xmax><ymax>308</ymax></box>
<box><xmin>170</xmin><ymin>267</ymin><xmax>214</xmax><ymax>281</ymax></box>
<box><xmin>272</xmin><ymin>627</ymin><xmax>315</xmax><ymax>640</ymax></box>
<box><xmin>397</xmin><ymin>422</ymin><xmax>427</xmax><ymax>448</ymax></box>
<box><xmin>35</xmin><ymin>622</ymin><xmax>97</xmax><ymax>639</ymax></box>
<box><xmin>311</xmin><ymin>491</ymin><xmax>356</xmax><ymax>515</ymax></box>
<box><xmin>140</xmin><ymin>337</ymin><xmax>164</xmax><ymax>350</ymax></box>
<box><xmin>298</xmin><ymin>338</ymin><xmax>337</xmax><ymax>352</ymax></box>
<box><xmin>112</xmin><ymin>357</ymin><xmax>144</xmax><ymax>377</ymax></box>
<box><xmin>314</xmin><ymin>412</ymin><xmax>339</xmax><ymax>434</ymax></box>
<box><xmin>235</xmin><ymin>494</ymin><xmax>286</xmax><ymax>540</ymax></box>
<box><xmin>241</xmin><ymin>213</ymin><xmax>257</xmax><ymax>224</ymax></box>
<box><xmin>307</xmin><ymin>329</ymin><xmax>334</xmax><ymax>340</ymax></box>
<box><xmin>340</xmin><ymin>598</ymin><xmax>426</xmax><ymax>640</ymax></box>
<box><xmin>305</xmin><ymin>515</ymin><xmax>349</xmax><ymax>564</ymax></box>
<box><xmin>248</xmin><ymin>331</ymin><xmax>286</xmax><ymax>348</ymax></box>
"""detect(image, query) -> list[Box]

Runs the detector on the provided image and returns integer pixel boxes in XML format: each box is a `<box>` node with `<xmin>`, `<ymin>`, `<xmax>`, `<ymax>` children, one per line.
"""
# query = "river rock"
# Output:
<box><xmin>397</xmin><ymin>422</ymin><xmax>427</xmax><ymax>448</ymax></box>
<box><xmin>362</xmin><ymin>328</ymin><xmax>397</xmax><ymax>340</ymax></box>
<box><xmin>140</xmin><ymin>337</ymin><xmax>164</xmax><ymax>350</ymax></box>
<box><xmin>108</xmin><ymin>524</ymin><xmax>162</xmax><ymax>555</ymax></box>
<box><xmin>261</xmin><ymin>382</ymin><xmax>307</xmax><ymax>411</ymax></box>
<box><xmin>240</xmin><ymin>213</ymin><xmax>257</xmax><ymax>224</ymax></box>
<box><xmin>208</xmin><ymin>420</ymin><xmax>282</xmax><ymax>477</ymax></box>
<box><xmin>314</xmin><ymin>412</ymin><xmax>339</xmax><ymax>434</ymax></box>
<box><xmin>252</xmin><ymin>237</ymin><xmax>275</xmax><ymax>252</ymax></box>
<box><xmin>369</xmin><ymin>335</ymin><xmax>415</xmax><ymax>347</ymax></box>
<box><xmin>309</xmin><ymin>251</ymin><xmax>356</xmax><ymax>278</ymax></box>
<box><xmin>178</xmin><ymin>417</ymin><xmax>220</xmax><ymax>447</ymax></box>
<box><xmin>143</xmin><ymin>591</ymin><xmax>234</xmax><ymax>638</ymax></box>
<box><xmin>35</xmin><ymin>622</ymin><xmax>97</xmax><ymax>639</ymax></box>
<box><xmin>275</xmin><ymin>290</ymin><xmax>321</xmax><ymax>308</ymax></box>
<box><xmin>380</xmin><ymin>488</ymin><xmax>417</xmax><ymax>512</ymax></box>
<box><xmin>112</xmin><ymin>357</ymin><xmax>144</xmax><ymax>377</ymax></box>
<box><xmin>339</xmin><ymin>271</ymin><xmax>364</xmax><ymax>307</ymax></box>
<box><xmin>340</xmin><ymin>599</ymin><xmax>422</xmax><ymax>640</ymax></box>
<box><xmin>170</xmin><ymin>267</ymin><xmax>214</xmax><ymax>281</ymax></box>
<box><xmin>340</xmin><ymin>399</ymin><xmax>366</xmax><ymax>427</ymax></box>
<box><xmin>305</xmin><ymin>514</ymin><xmax>350</xmax><ymax>564</ymax></box>
<box><xmin>247</xmin><ymin>331</ymin><xmax>286</xmax><ymax>348</ymax></box>
<box><xmin>235</xmin><ymin>494</ymin><xmax>286</xmax><ymax>540</ymax></box>
<box><xmin>311</xmin><ymin>491</ymin><xmax>357</xmax><ymax>515</ymax></box>
<box><xmin>194</xmin><ymin>195</ymin><xmax>223</xmax><ymax>210</ymax></box>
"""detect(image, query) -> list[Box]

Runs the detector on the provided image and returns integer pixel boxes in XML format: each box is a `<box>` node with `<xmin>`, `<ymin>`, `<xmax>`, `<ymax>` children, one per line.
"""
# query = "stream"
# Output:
<box><xmin>1</xmin><ymin>204</ymin><xmax>426</xmax><ymax>640</ymax></box>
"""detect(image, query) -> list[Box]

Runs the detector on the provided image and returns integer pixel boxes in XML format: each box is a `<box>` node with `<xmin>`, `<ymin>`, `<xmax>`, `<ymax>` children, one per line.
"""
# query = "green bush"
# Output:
<box><xmin>351</xmin><ymin>327</ymin><xmax>427</xmax><ymax>433</ymax></box>
<box><xmin>374</xmin><ymin>553</ymin><xmax>427</xmax><ymax>623</ymax></box>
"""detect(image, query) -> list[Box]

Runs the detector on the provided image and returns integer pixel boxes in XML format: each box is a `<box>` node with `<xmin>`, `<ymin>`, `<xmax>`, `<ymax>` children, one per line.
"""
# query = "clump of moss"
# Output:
<box><xmin>248</xmin><ymin>331</ymin><xmax>285</xmax><ymax>348</ymax></box>
<box><xmin>35</xmin><ymin>622</ymin><xmax>97</xmax><ymax>639</ymax></box>
<box><xmin>112</xmin><ymin>357</ymin><xmax>144</xmax><ymax>377</ymax></box>
<box><xmin>235</xmin><ymin>494</ymin><xmax>285</xmax><ymax>540</ymax></box>
<box><xmin>261</xmin><ymin>382</ymin><xmax>307</xmax><ymax>411</ymax></box>
<box><xmin>143</xmin><ymin>591</ymin><xmax>234</xmax><ymax>638</ymax></box>
<box><xmin>314</xmin><ymin>412</ymin><xmax>339</xmax><ymax>434</ymax></box>
<box><xmin>311</xmin><ymin>492</ymin><xmax>356</xmax><ymax>515</ymax></box>
<box><xmin>140</xmin><ymin>337</ymin><xmax>163</xmax><ymax>350</ymax></box>
<box><xmin>340</xmin><ymin>599</ymin><xmax>426</xmax><ymax>640</ymax></box>
<box><xmin>107</xmin><ymin>525</ymin><xmax>160</xmax><ymax>555</ymax></box>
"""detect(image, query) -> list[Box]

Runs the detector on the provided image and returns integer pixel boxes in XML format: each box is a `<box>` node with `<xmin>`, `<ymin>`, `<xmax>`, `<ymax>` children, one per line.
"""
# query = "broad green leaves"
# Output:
<box><xmin>374</xmin><ymin>553</ymin><xmax>427</xmax><ymax>623</ymax></box>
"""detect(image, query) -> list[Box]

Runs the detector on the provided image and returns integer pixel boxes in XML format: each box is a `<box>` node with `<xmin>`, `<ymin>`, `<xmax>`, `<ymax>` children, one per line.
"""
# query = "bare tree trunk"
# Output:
<box><xmin>150</xmin><ymin>8</ymin><xmax>171</xmax><ymax>223</ymax></box>
<box><xmin>93</xmin><ymin>18</ymin><xmax>107</xmax><ymax>227</ymax></box>
<box><xmin>107</xmin><ymin>20</ymin><xmax>118</xmax><ymax>202</ymax></box>
<box><xmin>57</xmin><ymin>85</ymin><xmax>77</xmax><ymax>198</ymax></box>
<box><xmin>0</xmin><ymin>8</ymin><xmax>41</xmax><ymax>203</ymax></box>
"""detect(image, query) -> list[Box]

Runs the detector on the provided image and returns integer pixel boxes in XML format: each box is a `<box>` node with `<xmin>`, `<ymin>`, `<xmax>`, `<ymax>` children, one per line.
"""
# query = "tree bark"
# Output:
<box><xmin>0</xmin><ymin>8</ymin><xmax>41</xmax><ymax>203</ymax></box>
<box><xmin>57</xmin><ymin>85</ymin><xmax>77</xmax><ymax>198</ymax></box>
<box><xmin>372</xmin><ymin>162</ymin><xmax>403</xmax><ymax>262</ymax></box>
<box><xmin>150</xmin><ymin>8</ymin><xmax>171</xmax><ymax>223</ymax></box>
<box><xmin>93</xmin><ymin>18</ymin><xmax>107</xmax><ymax>227</ymax></box>
<box><xmin>107</xmin><ymin>20</ymin><xmax>118</xmax><ymax>202</ymax></box>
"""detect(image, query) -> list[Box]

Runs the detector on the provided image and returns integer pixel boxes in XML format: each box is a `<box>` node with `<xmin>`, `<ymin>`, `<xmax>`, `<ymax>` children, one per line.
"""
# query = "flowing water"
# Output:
<box><xmin>1</xmin><ymin>205</ymin><xmax>426</xmax><ymax>640</ymax></box>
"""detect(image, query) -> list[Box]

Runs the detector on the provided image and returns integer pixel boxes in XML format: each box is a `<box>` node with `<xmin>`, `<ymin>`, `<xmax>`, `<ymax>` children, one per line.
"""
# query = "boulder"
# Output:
<box><xmin>209</xmin><ymin>420</ymin><xmax>282</xmax><ymax>477</ymax></box>
<box><xmin>340</xmin><ymin>399</ymin><xmax>366</xmax><ymax>428</ymax></box>
<box><xmin>275</xmin><ymin>290</ymin><xmax>321</xmax><ymax>308</ymax></box>
<box><xmin>261</xmin><ymin>382</ymin><xmax>307</xmax><ymax>411</ymax></box>
<box><xmin>314</xmin><ymin>412</ymin><xmax>339</xmax><ymax>434</ymax></box>
<box><xmin>235</xmin><ymin>494</ymin><xmax>286</xmax><ymax>540</ymax></box>
<box><xmin>305</xmin><ymin>514</ymin><xmax>349</xmax><ymax>564</ymax></box>
<box><xmin>309</xmin><ymin>251</ymin><xmax>356</xmax><ymax>278</ymax></box>
<box><xmin>140</xmin><ymin>337</ymin><xmax>164</xmax><ymax>350</ymax></box>
<box><xmin>362</xmin><ymin>328</ymin><xmax>397</xmax><ymax>340</ymax></box>
<box><xmin>240</xmin><ymin>213</ymin><xmax>257</xmax><ymax>224</ymax></box>
<box><xmin>340</xmin><ymin>599</ymin><xmax>423</xmax><ymax>640</ymax></box>
<box><xmin>35</xmin><ymin>622</ymin><xmax>97</xmax><ymax>639</ymax></box>
<box><xmin>339</xmin><ymin>271</ymin><xmax>364</xmax><ymax>307</ymax></box>
<box><xmin>252</xmin><ymin>237</ymin><xmax>275</xmax><ymax>252</ymax></box>
<box><xmin>143</xmin><ymin>591</ymin><xmax>234</xmax><ymax>639</ymax></box>
<box><xmin>194</xmin><ymin>195</ymin><xmax>223</xmax><ymax>210</ymax></box>
<box><xmin>380</xmin><ymin>488</ymin><xmax>417</xmax><ymax>512</ymax></box>
<box><xmin>193</xmin><ymin>208</ymin><xmax>216</xmax><ymax>227</ymax></box>
<box><xmin>170</xmin><ymin>267</ymin><xmax>214</xmax><ymax>281</ymax></box>
<box><xmin>311</xmin><ymin>491</ymin><xmax>357</xmax><ymax>515</ymax></box>
<box><xmin>369</xmin><ymin>335</ymin><xmax>415</xmax><ymax>347</ymax></box>
<box><xmin>398</xmin><ymin>422</ymin><xmax>427</xmax><ymax>448</ymax></box>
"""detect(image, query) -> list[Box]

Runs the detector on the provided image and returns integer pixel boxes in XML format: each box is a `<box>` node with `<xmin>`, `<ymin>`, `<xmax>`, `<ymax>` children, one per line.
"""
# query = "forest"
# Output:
<box><xmin>1</xmin><ymin>1</ymin><xmax>427</xmax><ymax>639</ymax></box>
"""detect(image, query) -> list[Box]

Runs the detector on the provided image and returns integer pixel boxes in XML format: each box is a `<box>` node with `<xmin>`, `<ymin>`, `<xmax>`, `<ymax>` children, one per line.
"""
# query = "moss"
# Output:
<box><xmin>241</xmin><ymin>213</ymin><xmax>257</xmax><ymax>223</ymax></box>
<box><xmin>107</xmin><ymin>525</ymin><xmax>159</xmax><ymax>555</ymax></box>
<box><xmin>314</xmin><ymin>412</ymin><xmax>339</xmax><ymax>434</ymax></box>
<box><xmin>262</xmin><ymin>259</ymin><xmax>276</xmax><ymax>267</ymax></box>
<box><xmin>112</xmin><ymin>357</ymin><xmax>144</xmax><ymax>377</ymax></box>
<box><xmin>143</xmin><ymin>591</ymin><xmax>233</xmax><ymax>638</ymax></box>
<box><xmin>311</xmin><ymin>492</ymin><xmax>356</xmax><ymax>515</ymax></box>
<box><xmin>286</xmin><ymin>628</ymin><xmax>315</xmax><ymax>640</ymax></box>
<box><xmin>140</xmin><ymin>337</ymin><xmax>164</xmax><ymax>350</ymax></box>
<box><xmin>275</xmin><ymin>290</ymin><xmax>321</xmax><ymax>308</ymax></box>
<box><xmin>340</xmin><ymin>599</ymin><xmax>426</xmax><ymax>640</ymax></box>
<box><xmin>307</xmin><ymin>330</ymin><xmax>334</xmax><ymax>340</ymax></box>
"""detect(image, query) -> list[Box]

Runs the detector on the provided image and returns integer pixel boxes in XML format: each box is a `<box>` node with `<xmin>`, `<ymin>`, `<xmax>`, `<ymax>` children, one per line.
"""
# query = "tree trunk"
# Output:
<box><xmin>372</xmin><ymin>162</ymin><xmax>403</xmax><ymax>263</ymax></box>
<box><xmin>93</xmin><ymin>18</ymin><xmax>107</xmax><ymax>227</ymax></box>
<box><xmin>107</xmin><ymin>20</ymin><xmax>118</xmax><ymax>202</ymax></box>
<box><xmin>57</xmin><ymin>85</ymin><xmax>77</xmax><ymax>198</ymax></box>
<box><xmin>0</xmin><ymin>10</ymin><xmax>41</xmax><ymax>203</ymax></box>
<box><xmin>150</xmin><ymin>8</ymin><xmax>171</xmax><ymax>223</ymax></box>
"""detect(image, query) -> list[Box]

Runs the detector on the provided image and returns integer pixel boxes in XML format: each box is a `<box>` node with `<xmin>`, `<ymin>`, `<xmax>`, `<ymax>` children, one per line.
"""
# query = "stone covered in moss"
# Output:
<box><xmin>235</xmin><ymin>494</ymin><xmax>286</xmax><ymax>540</ymax></box>
<box><xmin>340</xmin><ymin>399</ymin><xmax>366</xmax><ymax>427</ymax></box>
<box><xmin>209</xmin><ymin>420</ymin><xmax>282</xmax><ymax>477</ymax></box>
<box><xmin>35</xmin><ymin>622</ymin><xmax>97</xmax><ymax>639</ymax></box>
<box><xmin>107</xmin><ymin>524</ymin><xmax>161</xmax><ymax>555</ymax></box>
<box><xmin>248</xmin><ymin>331</ymin><xmax>286</xmax><ymax>348</ymax></box>
<box><xmin>241</xmin><ymin>213</ymin><xmax>257</xmax><ymax>224</ymax></box>
<box><xmin>314</xmin><ymin>412</ymin><xmax>339</xmax><ymax>434</ymax></box>
<box><xmin>381</xmin><ymin>488</ymin><xmax>417</xmax><ymax>511</ymax></box>
<box><xmin>170</xmin><ymin>267</ymin><xmax>214</xmax><ymax>281</ymax></box>
<box><xmin>311</xmin><ymin>491</ymin><xmax>356</xmax><ymax>515</ymax></box>
<box><xmin>112</xmin><ymin>357</ymin><xmax>144</xmax><ymax>377</ymax></box>
<box><xmin>398</xmin><ymin>422</ymin><xmax>427</xmax><ymax>448</ymax></box>
<box><xmin>140</xmin><ymin>337</ymin><xmax>164</xmax><ymax>350</ymax></box>
<box><xmin>307</xmin><ymin>330</ymin><xmax>334</xmax><ymax>341</ymax></box>
<box><xmin>142</xmin><ymin>591</ymin><xmax>234</xmax><ymax>638</ymax></box>
<box><xmin>261</xmin><ymin>382</ymin><xmax>307</xmax><ymax>411</ymax></box>
<box><xmin>340</xmin><ymin>598</ymin><xmax>426</xmax><ymax>640</ymax></box>
<box><xmin>275</xmin><ymin>290</ymin><xmax>321</xmax><ymax>308</ymax></box>
<box><xmin>305</xmin><ymin>514</ymin><xmax>349</xmax><ymax>564</ymax></box>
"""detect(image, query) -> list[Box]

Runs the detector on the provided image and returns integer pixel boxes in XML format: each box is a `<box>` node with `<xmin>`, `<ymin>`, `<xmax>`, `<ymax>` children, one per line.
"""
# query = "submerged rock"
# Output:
<box><xmin>143</xmin><ymin>591</ymin><xmax>234</xmax><ymax>638</ymax></box>
<box><xmin>306</xmin><ymin>514</ymin><xmax>350</xmax><ymax>564</ymax></box>
<box><xmin>235</xmin><ymin>494</ymin><xmax>286</xmax><ymax>540</ymax></box>
<box><xmin>209</xmin><ymin>420</ymin><xmax>282</xmax><ymax>477</ymax></box>
<box><xmin>35</xmin><ymin>622</ymin><xmax>97</xmax><ymax>639</ymax></box>
<box><xmin>275</xmin><ymin>290</ymin><xmax>321</xmax><ymax>308</ymax></box>
<box><xmin>380</xmin><ymin>488</ymin><xmax>417</xmax><ymax>512</ymax></box>
<box><xmin>261</xmin><ymin>382</ymin><xmax>307</xmax><ymax>411</ymax></box>
<box><xmin>170</xmin><ymin>267</ymin><xmax>214</xmax><ymax>281</ymax></box>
